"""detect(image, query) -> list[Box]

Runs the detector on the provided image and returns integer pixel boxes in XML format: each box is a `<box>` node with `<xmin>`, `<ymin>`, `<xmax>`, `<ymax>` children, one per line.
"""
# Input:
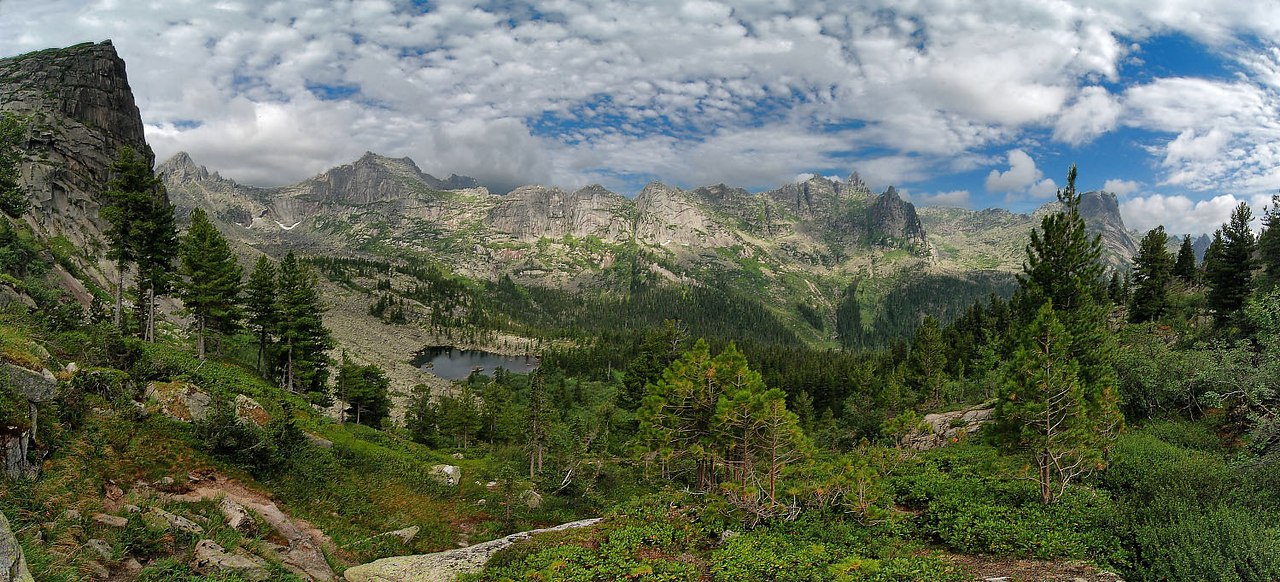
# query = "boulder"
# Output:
<box><xmin>305</xmin><ymin>433</ymin><xmax>334</xmax><ymax>449</ymax></box>
<box><xmin>2</xmin><ymin>364</ymin><xmax>55</xmax><ymax>403</ymax></box>
<box><xmin>91</xmin><ymin>513</ymin><xmax>127</xmax><ymax>528</ymax></box>
<box><xmin>1</xmin><ymin>433</ymin><xmax>38</xmax><ymax>480</ymax></box>
<box><xmin>150</xmin><ymin>507</ymin><xmax>204</xmax><ymax>536</ymax></box>
<box><xmin>220</xmin><ymin>497</ymin><xmax>256</xmax><ymax>535</ymax></box>
<box><xmin>908</xmin><ymin>404</ymin><xmax>996</xmax><ymax>451</ymax></box>
<box><xmin>429</xmin><ymin>465</ymin><xmax>461</xmax><ymax>487</ymax></box>
<box><xmin>0</xmin><ymin>512</ymin><xmax>34</xmax><ymax>582</ymax></box>
<box><xmin>234</xmin><ymin>394</ymin><xmax>270</xmax><ymax>427</ymax></box>
<box><xmin>192</xmin><ymin>539</ymin><xmax>270</xmax><ymax>582</ymax></box>
<box><xmin>145</xmin><ymin>381</ymin><xmax>211</xmax><ymax>423</ymax></box>
<box><xmin>342</xmin><ymin>518</ymin><xmax>601</xmax><ymax>582</ymax></box>
<box><xmin>520</xmin><ymin>489</ymin><xmax>543</xmax><ymax>510</ymax></box>
<box><xmin>85</xmin><ymin>538</ymin><xmax>113</xmax><ymax>561</ymax></box>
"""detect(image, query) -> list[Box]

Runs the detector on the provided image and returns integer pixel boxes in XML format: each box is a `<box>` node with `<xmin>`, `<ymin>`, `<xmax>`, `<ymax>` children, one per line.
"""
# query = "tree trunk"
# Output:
<box><xmin>1039</xmin><ymin>450</ymin><xmax>1052</xmax><ymax>504</ymax></box>
<box><xmin>196</xmin><ymin>317</ymin><xmax>206</xmax><ymax>359</ymax></box>
<box><xmin>114</xmin><ymin>262</ymin><xmax>125</xmax><ymax>327</ymax></box>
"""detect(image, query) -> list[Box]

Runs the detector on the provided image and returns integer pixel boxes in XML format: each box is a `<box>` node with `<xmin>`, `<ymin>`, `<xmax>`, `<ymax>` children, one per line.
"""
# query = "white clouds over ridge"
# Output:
<box><xmin>3</xmin><ymin>0</ymin><xmax>1280</xmax><ymax>200</ymax></box>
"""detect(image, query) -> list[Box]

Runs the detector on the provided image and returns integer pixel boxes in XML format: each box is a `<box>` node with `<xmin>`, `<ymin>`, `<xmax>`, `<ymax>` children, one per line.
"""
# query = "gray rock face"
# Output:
<box><xmin>342</xmin><ymin>517</ymin><xmax>601</xmax><ymax>582</ymax></box>
<box><xmin>0</xmin><ymin>41</ymin><xmax>156</xmax><ymax>298</ymax></box>
<box><xmin>2</xmin><ymin>364</ymin><xmax>55</xmax><ymax>403</ymax></box>
<box><xmin>0</xmin><ymin>512</ymin><xmax>34</xmax><ymax>582</ymax></box>
<box><xmin>488</xmin><ymin>184</ymin><xmax>631</xmax><ymax>241</ymax></box>
<box><xmin>868</xmin><ymin>186</ymin><xmax>927</xmax><ymax>249</ymax></box>
<box><xmin>220</xmin><ymin>497</ymin><xmax>257</xmax><ymax>535</ymax></box>
<box><xmin>1079</xmin><ymin>191</ymin><xmax>1139</xmax><ymax>269</ymax></box>
<box><xmin>1</xmin><ymin>364</ymin><xmax>55</xmax><ymax>480</ymax></box>
<box><xmin>909</xmin><ymin>404</ymin><xmax>996</xmax><ymax>450</ymax></box>
<box><xmin>145</xmin><ymin>381</ymin><xmax>212</xmax><ymax>423</ymax></box>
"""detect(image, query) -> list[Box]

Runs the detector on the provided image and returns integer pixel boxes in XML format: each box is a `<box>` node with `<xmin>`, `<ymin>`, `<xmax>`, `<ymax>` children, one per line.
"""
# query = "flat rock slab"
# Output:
<box><xmin>0</xmin><ymin>512</ymin><xmax>34</xmax><ymax>582</ymax></box>
<box><xmin>343</xmin><ymin>518</ymin><xmax>601</xmax><ymax>582</ymax></box>
<box><xmin>2</xmin><ymin>364</ymin><xmax>55</xmax><ymax>403</ymax></box>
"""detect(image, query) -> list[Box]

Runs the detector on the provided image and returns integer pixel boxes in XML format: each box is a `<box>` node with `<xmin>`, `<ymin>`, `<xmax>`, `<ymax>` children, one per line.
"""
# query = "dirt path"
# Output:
<box><xmin>165</xmin><ymin>474</ymin><xmax>338</xmax><ymax>581</ymax></box>
<box><xmin>943</xmin><ymin>553</ymin><xmax>1125</xmax><ymax>581</ymax></box>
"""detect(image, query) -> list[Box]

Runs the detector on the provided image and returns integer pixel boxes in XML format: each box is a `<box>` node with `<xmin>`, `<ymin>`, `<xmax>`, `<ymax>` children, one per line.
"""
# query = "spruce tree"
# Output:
<box><xmin>336</xmin><ymin>354</ymin><xmax>391</xmax><ymax>427</ymax></box>
<box><xmin>134</xmin><ymin>190</ymin><xmax>177</xmax><ymax>342</ymax></box>
<box><xmin>907</xmin><ymin>316</ymin><xmax>947</xmax><ymax>404</ymax></box>
<box><xmin>1174</xmin><ymin>234</ymin><xmax>1198</xmax><ymax>284</ymax></box>
<box><xmin>244</xmin><ymin>255</ymin><xmax>277</xmax><ymax>374</ymax></box>
<box><xmin>100</xmin><ymin>147</ymin><xmax>161</xmax><ymax>328</ymax></box>
<box><xmin>1258</xmin><ymin>195</ymin><xmax>1280</xmax><ymax>290</ymax></box>
<box><xmin>1130</xmin><ymin>226</ymin><xmax>1173</xmax><ymax>323</ymax></box>
<box><xmin>1207</xmin><ymin>202</ymin><xmax>1257</xmax><ymax>323</ymax></box>
<box><xmin>0</xmin><ymin>112</ymin><xmax>26</xmax><ymax>218</ymax></box>
<box><xmin>274</xmin><ymin>252</ymin><xmax>334</xmax><ymax>399</ymax></box>
<box><xmin>178</xmin><ymin>208</ymin><xmax>243</xmax><ymax>358</ymax></box>
<box><xmin>1002</xmin><ymin>165</ymin><xmax>1122</xmax><ymax>503</ymax></box>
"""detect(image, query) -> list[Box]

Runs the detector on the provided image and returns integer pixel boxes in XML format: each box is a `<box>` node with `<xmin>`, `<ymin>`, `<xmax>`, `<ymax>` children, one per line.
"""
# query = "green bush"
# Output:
<box><xmin>1103</xmin><ymin>430</ymin><xmax>1238</xmax><ymax>505</ymax></box>
<box><xmin>1126</xmin><ymin>502</ymin><xmax>1280</xmax><ymax>582</ymax></box>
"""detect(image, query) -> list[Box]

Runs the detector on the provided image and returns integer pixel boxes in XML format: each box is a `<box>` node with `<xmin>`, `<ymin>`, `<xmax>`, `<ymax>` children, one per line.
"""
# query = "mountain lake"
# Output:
<box><xmin>413</xmin><ymin>346</ymin><xmax>540</xmax><ymax>379</ymax></box>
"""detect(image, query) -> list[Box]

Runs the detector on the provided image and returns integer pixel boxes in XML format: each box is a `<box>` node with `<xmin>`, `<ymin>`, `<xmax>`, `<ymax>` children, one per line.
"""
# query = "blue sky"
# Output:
<box><xmin>3</xmin><ymin>1</ymin><xmax>1280</xmax><ymax>234</ymax></box>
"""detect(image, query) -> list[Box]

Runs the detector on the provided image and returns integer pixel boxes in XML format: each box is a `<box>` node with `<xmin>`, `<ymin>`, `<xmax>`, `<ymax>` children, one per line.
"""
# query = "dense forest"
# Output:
<box><xmin>4</xmin><ymin>131</ymin><xmax>1280</xmax><ymax>581</ymax></box>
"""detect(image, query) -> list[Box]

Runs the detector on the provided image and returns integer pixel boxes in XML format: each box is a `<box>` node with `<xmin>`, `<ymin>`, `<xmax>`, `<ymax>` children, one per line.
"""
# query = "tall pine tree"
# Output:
<box><xmin>1258</xmin><ymin>195</ymin><xmax>1280</xmax><ymax>290</ymax></box>
<box><xmin>1130</xmin><ymin>226</ymin><xmax>1173</xmax><ymax>323</ymax></box>
<box><xmin>134</xmin><ymin>190</ymin><xmax>177</xmax><ymax>342</ymax></box>
<box><xmin>1002</xmin><ymin>165</ymin><xmax>1122</xmax><ymax>503</ymax></box>
<box><xmin>1173</xmin><ymin>234</ymin><xmax>1198</xmax><ymax>284</ymax></box>
<box><xmin>244</xmin><ymin>255</ymin><xmax>277</xmax><ymax>374</ymax></box>
<box><xmin>1207</xmin><ymin>202</ymin><xmax>1257</xmax><ymax>323</ymax></box>
<box><xmin>274</xmin><ymin>252</ymin><xmax>334</xmax><ymax>399</ymax></box>
<box><xmin>178</xmin><ymin>208</ymin><xmax>243</xmax><ymax>358</ymax></box>
<box><xmin>100</xmin><ymin>147</ymin><xmax>161</xmax><ymax>328</ymax></box>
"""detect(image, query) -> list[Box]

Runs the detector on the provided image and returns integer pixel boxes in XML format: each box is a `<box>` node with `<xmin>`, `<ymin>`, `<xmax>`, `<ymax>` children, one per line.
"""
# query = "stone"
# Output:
<box><xmin>0</xmin><ymin>512</ymin><xmax>34</xmax><ymax>582</ymax></box>
<box><xmin>87</xmin><ymin>560</ymin><xmax>110</xmax><ymax>579</ymax></box>
<box><xmin>520</xmin><ymin>489</ymin><xmax>542</xmax><ymax>509</ymax></box>
<box><xmin>85</xmin><ymin>538</ymin><xmax>113</xmax><ymax>561</ymax></box>
<box><xmin>192</xmin><ymin>539</ymin><xmax>270</xmax><ymax>582</ymax></box>
<box><xmin>121</xmin><ymin>558</ymin><xmax>142</xmax><ymax>576</ymax></box>
<box><xmin>451</xmin><ymin>452</ymin><xmax>464</xmax><ymax>460</ymax></box>
<box><xmin>1</xmin><ymin>364</ymin><xmax>56</xmax><ymax>403</ymax></box>
<box><xmin>59</xmin><ymin>509</ymin><xmax>80</xmax><ymax>522</ymax></box>
<box><xmin>145</xmin><ymin>381</ymin><xmax>212</xmax><ymax>423</ymax></box>
<box><xmin>234</xmin><ymin>394</ymin><xmax>270</xmax><ymax>427</ymax></box>
<box><xmin>91</xmin><ymin>513</ymin><xmax>127</xmax><ymax>528</ymax></box>
<box><xmin>719</xmin><ymin>530</ymin><xmax>739</xmax><ymax>544</ymax></box>
<box><xmin>220</xmin><ymin>497</ymin><xmax>256</xmax><ymax>535</ymax></box>
<box><xmin>383</xmin><ymin>526</ymin><xmax>419</xmax><ymax>545</ymax></box>
<box><xmin>154</xmin><ymin>476</ymin><xmax>175</xmax><ymax>487</ymax></box>
<box><xmin>124</xmin><ymin>505</ymin><xmax>141</xmax><ymax>514</ymax></box>
<box><xmin>305</xmin><ymin>433</ymin><xmax>334</xmax><ymax>449</ymax></box>
<box><xmin>342</xmin><ymin>518</ymin><xmax>601</xmax><ymax>582</ymax></box>
<box><xmin>908</xmin><ymin>403</ymin><xmax>996</xmax><ymax>451</ymax></box>
<box><xmin>1</xmin><ymin>432</ymin><xmax>38</xmax><ymax>480</ymax></box>
<box><xmin>429</xmin><ymin>464</ymin><xmax>461</xmax><ymax>487</ymax></box>
<box><xmin>64</xmin><ymin>362</ymin><xmax>78</xmax><ymax>374</ymax></box>
<box><xmin>150</xmin><ymin>507</ymin><xmax>204</xmax><ymax>536</ymax></box>
<box><xmin>104</xmin><ymin>480</ymin><xmax>123</xmax><ymax>501</ymax></box>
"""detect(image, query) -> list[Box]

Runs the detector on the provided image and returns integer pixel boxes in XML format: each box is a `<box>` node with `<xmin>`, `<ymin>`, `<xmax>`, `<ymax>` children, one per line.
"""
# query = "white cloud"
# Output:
<box><xmin>1054</xmin><ymin>86</ymin><xmax>1122</xmax><ymax>144</ymax></box>
<box><xmin>1028</xmin><ymin>178</ymin><xmax>1060</xmax><ymax>200</ymax></box>
<box><xmin>908</xmin><ymin>190</ymin><xmax>971</xmax><ymax>208</ymax></box>
<box><xmin>1120</xmin><ymin>193</ymin><xmax>1272</xmax><ymax>235</ymax></box>
<box><xmin>986</xmin><ymin>149</ymin><xmax>1043</xmax><ymax>192</ymax></box>
<box><xmin>1103</xmin><ymin>179</ymin><xmax>1142</xmax><ymax>196</ymax></box>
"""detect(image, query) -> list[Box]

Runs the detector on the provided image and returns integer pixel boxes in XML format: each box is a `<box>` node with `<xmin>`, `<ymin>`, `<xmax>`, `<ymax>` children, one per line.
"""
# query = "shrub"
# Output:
<box><xmin>1126</xmin><ymin>502</ymin><xmax>1280</xmax><ymax>582</ymax></box>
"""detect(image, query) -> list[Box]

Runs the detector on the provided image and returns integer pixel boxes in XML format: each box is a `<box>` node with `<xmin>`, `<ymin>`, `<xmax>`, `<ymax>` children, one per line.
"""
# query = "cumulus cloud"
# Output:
<box><xmin>2</xmin><ymin>0</ymin><xmax>1280</xmax><ymax>201</ymax></box>
<box><xmin>986</xmin><ymin>149</ymin><xmax>1043</xmax><ymax>192</ymax></box>
<box><xmin>907</xmin><ymin>190</ymin><xmax>971</xmax><ymax>208</ymax></box>
<box><xmin>1120</xmin><ymin>193</ymin><xmax>1272</xmax><ymax>235</ymax></box>
<box><xmin>1103</xmin><ymin>179</ymin><xmax>1142</xmax><ymax>196</ymax></box>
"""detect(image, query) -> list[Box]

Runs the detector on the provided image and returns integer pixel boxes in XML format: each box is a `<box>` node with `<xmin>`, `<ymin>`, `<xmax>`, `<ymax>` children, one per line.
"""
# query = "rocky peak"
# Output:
<box><xmin>868</xmin><ymin>186</ymin><xmax>927</xmax><ymax>249</ymax></box>
<box><xmin>841</xmin><ymin>171</ymin><xmax>873</xmax><ymax>198</ymax></box>
<box><xmin>767</xmin><ymin>176</ymin><xmax>842</xmax><ymax>221</ymax></box>
<box><xmin>157</xmin><ymin>152</ymin><xmax>210</xmax><ymax>184</ymax></box>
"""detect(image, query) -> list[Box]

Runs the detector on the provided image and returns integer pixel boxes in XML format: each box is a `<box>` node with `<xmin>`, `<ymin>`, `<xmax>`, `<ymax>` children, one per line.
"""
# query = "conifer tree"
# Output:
<box><xmin>1207</xmin><ymin>202</ymin><xmax>1257</xmax><ymax>323</ymax></box>
<box><xmin>907</xmin><ymin>316</ymin><xmax>947</xmax><ymax>404</ymax></box>
<box><xmin>134</xmin><ymin>191</ymin><xmax>177</xmax><ymax>342</ymax></box>
<box><xmin>1107</xmin><ymin>271</ymin><xmax>1124</xmax><ymax>304</ymax></box>
<box><xmin>1258</xmin><ymin>195</ymin><xmax>1280</xmax><ymax>290</ymax></box>
<box><xmin>336</xmin><ymin>354</ymin><xmax>391</xmax><ymax>426</ymax></box>
<box><xmin>178</xmin><ymin>208</ymin><xmax>243</xmax><ymax>358</ymax></box>
<box><xmin>1202</xmin><ymin>229</ymin><xmax>1224</xmax><ymax>287</ymax></box>
<box><xmin>0</xmin><ymin>112</ymin><xmax>26</xmax><ymax>218</ymax></box>
<box><xmin>100</xmin><ymin>147</ymin><xmax>162</xmax><ymax>328</ymax></box>
<box><xmin>274</xmin><ymin>252</ymin><xmax>333</xmax><ymax>399</ymax></box>
<box><xmin>1130</xmin><ymin>226</ymin><xmax>1173</xmax><ymax>323</ymax></box>
<box><xmin>244</xmin><ymin>255</ymin><xmax>277</xmax><ymax>374</ymax></box>
<box><xmin>1174</xmin><ymin>234</ymin><xmax>1198</xmax><ymax>284</ymax></box>
<box><xmin>1002</xmin><ymin>165</ymin><xmax>1122</xmax><ymax>503</ymax></box>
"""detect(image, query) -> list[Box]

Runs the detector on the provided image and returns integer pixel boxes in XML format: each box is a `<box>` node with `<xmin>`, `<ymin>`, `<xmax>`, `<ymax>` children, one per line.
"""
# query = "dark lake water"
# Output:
<box><xmin>412</xmin><ymin>346</ymin><xmax>540</xmax><ymax>380</ymax></box>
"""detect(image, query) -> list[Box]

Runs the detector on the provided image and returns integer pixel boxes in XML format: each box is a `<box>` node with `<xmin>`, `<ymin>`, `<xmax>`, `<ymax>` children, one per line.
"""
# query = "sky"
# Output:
<box><xmin>3</xmin><ymin>1</ymin><xmax>1280</xmax><ymax>235</ymax></box>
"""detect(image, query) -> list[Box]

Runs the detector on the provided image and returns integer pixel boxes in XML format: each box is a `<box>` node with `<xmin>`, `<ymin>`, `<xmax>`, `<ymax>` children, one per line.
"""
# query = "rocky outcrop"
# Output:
<box><xmin>2</xmin><ymin>363</ymin><xmax>56</xmax><ymax>480</ymax></box>
<box><xmin>867</xmin><ymin>186</ymin><xmax>927</xmax><ymax>249</ymax></box>
<box><xmin>0</xmin><ymin>512</ymin><xmax>34</xmax><ymax>582</ymax></box>
<box><xmin>145</xmin><ymin>381</ymin><xmax>212</xmax><ymax>423</ymax></box>
<box><xmin>0</xmin><ymin>41</ymin><xmax>155</xmax><ymax>297</ymax></box>
<box><xmin>192</xmin><ymin>539</ymin><xmax>270</xmax><ymax>582</ymax></box>
<box><xmin>1079</xmin><ymin>191</ymin><xmax>1138</xmax><ymax>269</ymax></box>
<box><xmin>908</xmin><ymin>404</ymin><xmax>996</xmax><ymax>450</ymax></box>
<box><xmin>634</xmin><ymin>182</ymin><xmax>736</xmax><ymax>248</ymax></box>
<box><xmin>429</xmin><ymin>464</ymin><xmax>461</xmax><ymax>487</ymax></box>
<box><xmin>342</xmin><ymin>517</ymin><xmax>602</xmax><ymax>582</ymax></box>
<box><xmin>488</xmin><ymin>184</ymin><xmax>631</xmax><ymax>241</ymax></box>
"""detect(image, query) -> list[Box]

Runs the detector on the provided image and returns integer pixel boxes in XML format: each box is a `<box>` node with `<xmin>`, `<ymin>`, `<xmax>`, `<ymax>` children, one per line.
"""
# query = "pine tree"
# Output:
<box><xmin>244</xmin><ymin>255</ymin><xmax>277</xmax><ymax>374</ymax></box>
<box><xmin>1130</xmin><ymin>226</ymin><xmax>1173</xmax><ymax>323</ymax></box>
<box><xmin>907</xmin><ymin>316</ymin><xmax>947</xmax><ymax>404</ymax></box>
<box><xmin>1207</xmin><ymin>202</ymin><xmax>1257</xmax><ymax>323</ymax></box>
<box><xmin>1003</xmin><ymin>165</ymin><xmax>1121</xmax><ymax>502</ymax></box>
<box><xmin>0</xmin><ymin>112</ymin><xmax>26</xmax><ymax>218</ymax></box>
<box><xmin>1107</xmin><ymin>271</ymin><xmax>1124</xmax><ymax>304</ymax></box>
<box><xmin>178</xmin><ymin>208</ymin><xmax>243</xmax><ymax>358</ymax></box>
<box><xmin>274</xmin><ymin>252</ymin><xmax>333</xmax><ymax>399</ymax></box>
<box><xmin>100</xmin><ymin>147</ymin><xmax>161</xmax><ymax>328</ymax></box>
<box><xmin>1173</xmin><ymin>234</ymin><xmax>1198</xmax><ymax>284</ymax></box>
<box><xmin>1258</xmin><ymin>195</ymin><xmax>1280</xmax><ymax>290</ymax></box>
<box><xmin>336</xmin><ymin>354</ymin><xmax>391</xmax><ymax>427</ymax></box>
<box><xmin>133</xmin><ymin>190</ymin><xmax>177</xmax><ymax>342</ymax></box>
<box><xmin>1202</xmin><ymin>229</ymin><xmax>1224</xmax><ymax>287</ymax></box>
